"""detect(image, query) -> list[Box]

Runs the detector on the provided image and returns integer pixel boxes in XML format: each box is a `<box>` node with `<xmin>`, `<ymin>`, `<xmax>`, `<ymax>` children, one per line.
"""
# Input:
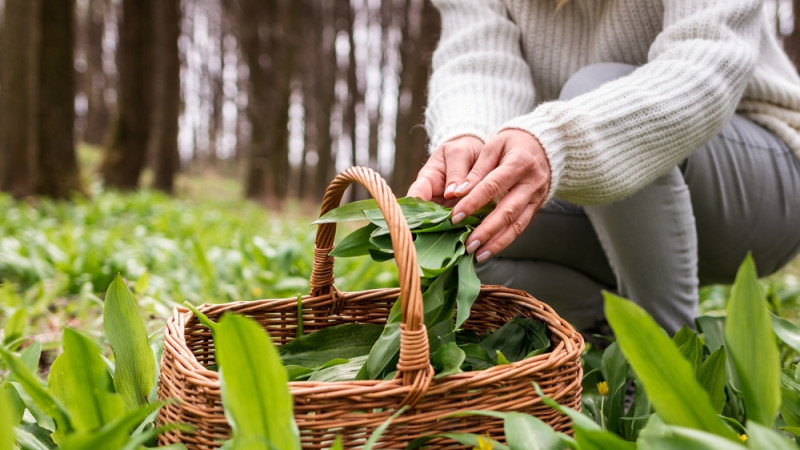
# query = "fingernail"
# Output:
<box><xmin>444</xmin><ymin>183</ymin><xmax>457</xmax><ymax>195</ymax></box>
<box><xmin>466</xmin><ymin>240</ymin><xmax>481</xmax><ymax>254</ymax></box>
<box><xmin>476</xmin><ymin>250</ymin><xmax>492</xmax><ymax>262</ymax></box>
<box><xmin>455</xmin><ymin>181</ymin><xmax>469</xmax><ymax>195</ymax></box>
<box><xmin>452</xmin><ymin>212</ymin><xmax>465</xmax><ymax>224</ymax></box>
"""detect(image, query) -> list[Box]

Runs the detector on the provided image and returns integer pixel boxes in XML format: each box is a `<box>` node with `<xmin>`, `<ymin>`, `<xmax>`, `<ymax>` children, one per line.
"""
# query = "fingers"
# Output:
<box><xmin>466</xmin><ymin>187</ymin><xmax>539</xmax><ymax>262</ymax></box>
<box><xmin>408</xmin><ymin>136</ymin><xmax>483</xmax><ymax>202</ymax></box>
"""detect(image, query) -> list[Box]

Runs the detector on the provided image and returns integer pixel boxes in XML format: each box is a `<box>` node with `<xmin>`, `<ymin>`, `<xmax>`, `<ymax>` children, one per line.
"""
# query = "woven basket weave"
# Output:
<box><xmin>156</xmin><ymin>166</ymin><xmax>584</xmax><ymax>449</ymax></box>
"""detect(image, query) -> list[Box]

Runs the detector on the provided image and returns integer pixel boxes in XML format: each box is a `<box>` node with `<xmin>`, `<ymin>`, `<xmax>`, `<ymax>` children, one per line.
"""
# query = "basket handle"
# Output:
<box><xmin>310</xmin><ymin>166</ymin><xmax>433</xmax><ymax>407</ymax></box>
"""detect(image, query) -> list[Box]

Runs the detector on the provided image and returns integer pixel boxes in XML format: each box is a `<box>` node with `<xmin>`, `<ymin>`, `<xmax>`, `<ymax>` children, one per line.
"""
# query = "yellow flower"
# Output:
<box><xmin>738</xmin><ymin>434</ymin><xmax>748</xmax><ymax>443</ymax></box>
<box><xmin>597</xmin><ymin>381</ymin><xmax>609</xmax><ymax>396</ymax></box>
<box><xmin>251</xmin><ymin>287</ymin><xmax>263</xmax><ymax>297</ymax></box>
<box><xmin>473</xmin><ymin>433</ymin><xmax>493</xmax><ymax>450</ymax></box>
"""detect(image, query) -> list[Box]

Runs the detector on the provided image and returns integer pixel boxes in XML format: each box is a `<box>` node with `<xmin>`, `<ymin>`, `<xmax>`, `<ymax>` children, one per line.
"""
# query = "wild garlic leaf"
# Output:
<box><xmin>279</xmin><ymin>323</ymin><xmax>383</xmax><ymax>369</ymax></box>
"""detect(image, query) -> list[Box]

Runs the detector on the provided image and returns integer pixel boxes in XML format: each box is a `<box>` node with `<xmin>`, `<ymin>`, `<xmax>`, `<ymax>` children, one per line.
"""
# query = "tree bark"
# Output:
<box><xmin>83</xmin><ymin>0</ymin><xmax>112</xmax><ymax>146</ymax></box>
<box><xmin>151</xmin><ymin>0</ymin><xmax>181</xmax><ymax>193</ymax></box>
<box><xmin>100</xmin><ymin>0</ymin><xmax>154</xmax><ymax>189</ymax></box>
<box><xmin>0</xmin><ymin>0</ymin><xmax>40</xmax><ymax>198</ymax></box>
<box><xmin>391</xmin><ymin>0</ymin><xmax>440</xmax><ymax>193</ymax></box>
<box><xmin>235</xmin><ymin>0</ymin><xmax>299</xmax><ymax>206</ymax></box>
<box><xmin>37</xmin><ymin>0</ymin><xmax>85</xmax><ymax>198</ymax></box>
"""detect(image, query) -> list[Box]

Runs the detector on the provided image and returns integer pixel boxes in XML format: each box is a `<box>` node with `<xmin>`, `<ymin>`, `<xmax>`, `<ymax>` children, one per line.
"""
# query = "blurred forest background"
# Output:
<box><xmin>1</xmin><ymin>0</ymin><xmax>800</xmax><ymax>207</ymax></box>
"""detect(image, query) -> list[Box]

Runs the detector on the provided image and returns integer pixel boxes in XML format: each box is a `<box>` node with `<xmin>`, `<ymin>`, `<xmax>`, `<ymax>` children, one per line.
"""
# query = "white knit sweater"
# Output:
<box><xmin>425</xmin><ymin>0</ymin><xmax>800</xmax><ymax>204</ymax></box>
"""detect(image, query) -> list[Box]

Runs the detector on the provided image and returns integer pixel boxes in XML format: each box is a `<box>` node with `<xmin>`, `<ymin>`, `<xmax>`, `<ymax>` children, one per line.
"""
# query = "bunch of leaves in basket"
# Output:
<box><xmin>0</xmin><ymin>275</ymin><xmax>187</xmax><ymax>450</ymax></box>
<box><xmin>408</xmin><ymin>255</ymin><xmax>800</xmax><ymax>449</ymax></box>
<box><xmin>288</xmin><ymin>196</ymin><xmax>551</xmax><ymax>382</ymax></box>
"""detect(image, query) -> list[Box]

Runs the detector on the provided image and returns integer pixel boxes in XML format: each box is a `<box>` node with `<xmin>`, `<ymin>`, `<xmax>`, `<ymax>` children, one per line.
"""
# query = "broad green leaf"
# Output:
<box><xmin>638</xmin><ymin>424</ymin><xmax>745</xmax><ymax>450</ymax></box>
<box><xmin>48</xmin><ymin>328</ymin><xmax>124</xmax><ymax>434</ymax></box>
<box><xmin>771</xmin><ymin>313</ymin><xmax>800</xmax><ymax>354</ymax></box>
<box><xmin>574</xmin><ymin>429</ymin><xmax>636</xmax><ymax>450</ymax></box>
<box><xmin>673</xmin><ymin>327</ymin><xmax>703</xmax><ymax>372</ymax></box>
<box><xmin>697</xmin><ymin>347</ymin><xmax>727</xmax><ymax>414</ymax></box>
<box><xmin>745</xmin><ymin>421</ymin><xmax>796</xmax><ymax>450</ymax></box>
<box><xmin>329</xmin><ymin>224</ymin><xmax>378</xmax><ymax>258</ymax></box>
<box><xmin>414</xmin><ymin>231</ymin><xmax>462</xmax><ymax>273</ymax></box>
<box><xmin>103</xmin><ymin>274</ymin><xmax>156</xmax><ymax>411</ymax></box>
<box><xmin>479</xmin><ymin>317</ymin><xmax>549</xmax><ymax>363</ymax></box>
<box><xmin>279</xmin><ymin>323</ymin><xmax>383</xmax><ymax>368</ymax></box>
<box><xmin>285</xmin><ymin>365</ymin><xmax>314</xmax><ymax>381</ymax></box>
<box><xmin>780</xmin><ymin>426</ymin><xmax>800</xmax><ymax>437</ymax></box>
<box><xmin>0</xmin><ymin>388</ymin><xmax>14</xmax><ymax>450</ymax></box>
<box><xmin>215</xmin><ymin>313</ymin><xmax>300</xmax><ymax>450</ymax></box>
<box><xmin>14</xmin><ymin>425</ymin><xmax>55</xmax><ymax>450</ymax></box>
<box><xmin>363</xmin><ymin>406</ymin><xmax>408</xmax><ymax>450</ymax></box>
<box><xmin>454</xmin><ymin>255</ymin><xmax>480</xmax><ymax>329</ymax></box>
<box><xmin>460</xmin><ymin>343</ymin><xmax>495</xmax><ymax>371</ymax></box>
<box><xmin>313</xmin><ymin>198</ymin><xmax>376</xmax><ymax>223</ymax></box>
<box><xmin>59</xmin><ymin>403</ymin><xmax>161</xmax><ymax>450</ymax></box>
<box><xmin>534</xmin><ymin>382</ymin><xmax>602</xmax><ymax>432</ymax></box>
<box><xmin>780</xmin><ymin>375</ymin><xmax>800</xmax><ymax>428</ymax></box>
<box><xmin>307</xmin><ymin>356</ymin><xmax>368</xmax><ymax>382</ymax></box>
<box><xmin>695</xmin><ymin>315</ymin><xmax>726</xmax><ymax>355</ymax></box>
<box><xmin>604</xmin><ymin>293</ymin><xmax>737</xmax><ymax>440</ymax></box>
<box><xmin>0</xmin><ymin>347</ymin><xmax>71</xmax><ymax>440</ymax></box>
<box><xmin>724</xmin><ymin>255</ymin><xmax>781</xmax><ymax>426</ymax></box>
<box><xmin>505</xmin><ymin>412</ymin><xmax>564</xmax><ymax>450</ymax></box>
<box><xmin>9</xmin><ymin>381</ymin><xmax>54</xmax><ymax>431</ymax></box>
<box><xmin>431</xmin><ymin>342</ymin><xmax>465</xmax><ymax>378</ymax></box>
<box><xmin>358</xmin><ymin>300</ymin><xmax>402</xmax><ymax>380</ymax></box>
<box><xmin>3</xmin><ymin>308</ymin><xmax>26</xmax><ymax>347</ymax></box>
<box><xmin>621</xmin><ymin>379</ymin><xmax>652</xmax><ymax>441</ymax></box>
<box><xmin>600</xmin><ymin>342</ymin><xmax>628</xmax><ymax>435</ymax></box>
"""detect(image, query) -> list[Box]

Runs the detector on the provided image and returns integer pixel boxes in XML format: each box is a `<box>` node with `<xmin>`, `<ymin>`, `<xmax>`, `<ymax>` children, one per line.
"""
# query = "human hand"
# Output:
<box><xmin>406</xmin><ymin>136</ymin><xmax>483</xmax><ymax>205</ymax></box>
<box><xmin>450</xmin><ymin>129</ymin><xmax>551</xmax><ymax>262</ymax></box>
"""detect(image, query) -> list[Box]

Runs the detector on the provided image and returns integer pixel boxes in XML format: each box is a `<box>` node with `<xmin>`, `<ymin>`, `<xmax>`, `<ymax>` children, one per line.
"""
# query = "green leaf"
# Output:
<box><xmin>0</xmin><ymin>347</ymin><xmax>71</xmax><ymax>440</ymax></box>
<box><xmin>313</xmin><ymin>198</ymin><xmax>376</xmax><ymax>223</ymax></box>
<box><xmin>0</xmin><ymin>388</ymin><xmax>14</xmax><ymax>450</ymax></box>
<box><xmin>695</xmin><ymin>315</ymin><xmax>726</xmax><ymax>355</ymax></box>
<box><xmin>431</xmin><ymin>342</ymin><xmax>465</xmax><ymax>378</ymax></box>
<box><xmin>59</xmin><ymin>403</ymin><xmax>162</xmax><ymax>450</ymax></box>
<box><xmin>780</xmin><ymin>373</ymin><xmax>800</xmax><ymax>428</ymax></box>
<box><xmin>3</xmin><ymin>308</ymin><xmax>26</xmax><ymax>348</ymax></box>
<box><xmin>673</xmin><ymin>326</ymin><xmax>703</xmax><ymax>372</ymax></box>
<box><xmin>279</xmin><ymin>323</ymin><xmax>383</xmax><ymax>369</ymax></box>
<box><xmin>621</xmin><ymin>379</ymin><xmax>652</xmax><ymax>441</ymax></box>
<box><xmin>603</xmin><ymin>292</ymin><xmax>737</xmax><ymax>440</ymax></box>
<box><xmin>103</xmin><ymin>274</ymin><xmax>156</xmax><ymax>410</ymax></box>
<box><xmin>307</xmin><ymin>356</ymin><xmax>368</xmax><ymax>382</ymax></box>
<box><xmin>408</xmin><ymin>433</ymin><xmax>509</xmax><ymax>450</ymax></box>
<box><xmin>414</xmin><ymin>231</ymin><xmax>463</xmax><ymax>273</ymax></box>
<box><xmin>771</xmin><ymin>313</ymin><xmax>800</xmax><ymax>354</ymax></box>
<box><xmin>358</xmin><ymin>299</ymin><xmax>403</xmax><ymax>380</ymax></box>
<box><xmin>215</xmin><ymin>313</ymin><xmax>300</xmax><ymax>450</ymax></box>
<box><xmin>724</xmin><ymin>255</ymin><xmax>781</xmax><ymax>426</ymax></box>
<box><xmin>15</xmin><ymin>424</ymin><xmax>56</xmax><ymax>450</ymax></box>
<box><xmin>745</xmin><ymin>421</ymin><xmax>795</xmax><ymax>450</ymax></box>
<box><xmin>363</xmin><ymin>406</ymin><xmax>408</xmax><ymax>450</ymax></box>
<box><xmin>48</xmin><ymin>329</ymin><xmax>124</xmax><ymax>434</ymax></box>
<box><xmin>575</xmin><ymin>429</ymin><xmax>636</xmax><ymax>450</ymax></box>
<box><xmin>479</xmin><ymin>317</ymin><xmax>549</xmax><ymax>364</ymax></box>
<box><xmin>600</xmin><ymin>342</ymin><xmax>628</xmax><ymax>435</ymax></box>
<box><xmin>697</xmin><ymin>346</ymin><xmax>727</xmax><ymax>414</ymax></box>
<box><xmin>460</xmin><ymin>343</ymin><xmax>495</xmax><ymax>371</ymax></box>
<box><xmin>454</xmin><ymin>255</ymin><xmax>480</xmax><ymax>329</ymax></box>
<box><xmin>505</xmin><ymin>411</ymin><xmax>565</xmax><ymax>450</ymax></box>
<box><xmin>638</xmin><ymin>423</ymin><xmax>745</xmax><ymax>450</ymax></box>
<box><xmin>329</xmin><ymin>224</ymin><xmax>379</xmax><ymax>258</ymax></box>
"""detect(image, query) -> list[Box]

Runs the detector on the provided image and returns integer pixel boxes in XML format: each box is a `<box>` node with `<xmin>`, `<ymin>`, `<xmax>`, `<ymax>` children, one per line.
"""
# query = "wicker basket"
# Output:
<box><xmin>156</xmin><ymin>166</ymin><xmax>584</xmax><ymax>449</ymax></box>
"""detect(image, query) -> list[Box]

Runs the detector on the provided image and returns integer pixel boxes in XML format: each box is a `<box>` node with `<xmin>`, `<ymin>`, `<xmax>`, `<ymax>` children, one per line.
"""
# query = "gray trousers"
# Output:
<box><xmin>476</xmin><ymin>63</ymin><xmax>800</xmax><ymax>334</ymax></box>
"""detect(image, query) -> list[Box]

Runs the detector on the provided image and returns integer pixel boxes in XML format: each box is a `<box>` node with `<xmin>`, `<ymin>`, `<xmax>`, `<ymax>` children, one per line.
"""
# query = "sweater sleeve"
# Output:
<box><xmin>425</xmin><ymin>0</ymin><xmax>535</xmax><ymax>151</ymax></box>
<box><xmin>502</xmin><ymin>0</ymin><xmax>762</xmax><ymax>205</ymax></box>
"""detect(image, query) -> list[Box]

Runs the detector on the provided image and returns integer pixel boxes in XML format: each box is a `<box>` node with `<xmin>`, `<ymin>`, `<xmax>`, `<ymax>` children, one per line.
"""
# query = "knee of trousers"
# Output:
<box><xmin>560</xmin><ymin>62</ymin><xmax>637</xmax><ymax>100</ymax></box>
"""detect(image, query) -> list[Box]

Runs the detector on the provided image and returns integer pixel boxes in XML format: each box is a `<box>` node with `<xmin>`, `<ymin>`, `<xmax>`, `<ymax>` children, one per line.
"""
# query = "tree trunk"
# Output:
<box><xmin>83</xmin><ymin>0</ymin><xmax>112</xmax><ymax>146</ymax></box>
<box><xmin>0</xmin><ymin>0</ymin><xmax>40</xmax><ymax>198</ymax></box>
<box><xmin>100</xmin><ymin>0</ymin><xmax>153</xmax><ymax>189</ymax></box>
<box><xmin>236</xmin><ymin>0</ymin><xmax>299</xmax><ymax>206</ymax></box>
<box><xmin>391</xmin><ymin>0</ymin><xmax>440</xmax><ymax>193</ymax></box>
<box><xmin>151</xmin><ymin>0</ymin><xmax>181</xmax><ymax>193</ymax></box>
<box><xmin>37</xmin><ymin>0</ymin><xmax>85</xmax><ymax>198</ymax></box>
